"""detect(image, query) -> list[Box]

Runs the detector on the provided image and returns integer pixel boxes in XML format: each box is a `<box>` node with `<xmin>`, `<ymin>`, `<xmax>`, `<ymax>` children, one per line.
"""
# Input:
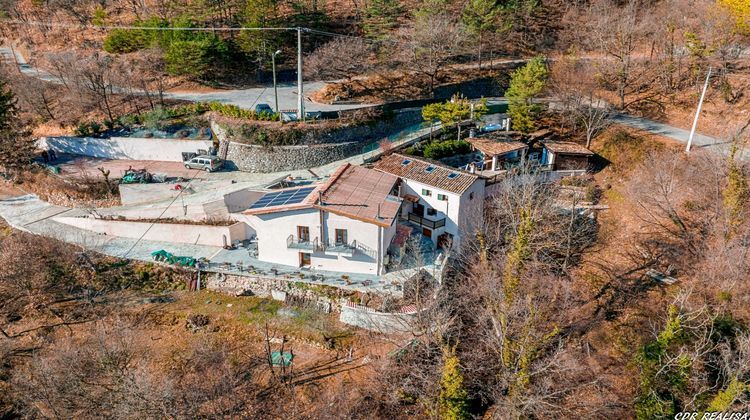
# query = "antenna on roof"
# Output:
<box><xmin>377</xmin><ymin>203</ymin><xmax>381</xmax><ymax>219</ymax></box>
<box><xmin>318</xmin><ymin>190</ymin><xmax>324</xmax><ymax>206</ymax></box>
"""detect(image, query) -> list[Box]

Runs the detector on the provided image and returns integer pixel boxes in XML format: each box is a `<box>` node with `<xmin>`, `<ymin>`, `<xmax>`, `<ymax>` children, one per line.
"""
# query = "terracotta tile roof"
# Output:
<box><xmin>374</xmin><ymin>153</ymin><xmax>479</xmax><ymax>195</ymax></box>
<box><xmin>542</xmin><ymin>141</ymin><xmax>594</xmax><ymax>155</ymax></box>
<box><xmin>316</xmin><ymin>163</ymin><xmax>401</xmax><ymax>228</ymax></box>
<box><xmin>468</xmin><ymin>138</ymin><xmax>528</xmax><ymax>156</ymax></box>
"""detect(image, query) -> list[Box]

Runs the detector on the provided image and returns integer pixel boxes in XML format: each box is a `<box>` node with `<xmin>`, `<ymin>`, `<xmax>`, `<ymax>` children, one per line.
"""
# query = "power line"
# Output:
<box><xmin>0</xmin><ymin>18</ymin><xmax>297</xmax><ymax>31</ymax></box>
<box><xmin>0</xmin><ymin>18</ymin><xmax>404</xmax><ymax>45</ymax></box>
<box><xmin>119</xmin><ymin>167</ymin><xmax>203</xmax><ymax>259</ymax></box>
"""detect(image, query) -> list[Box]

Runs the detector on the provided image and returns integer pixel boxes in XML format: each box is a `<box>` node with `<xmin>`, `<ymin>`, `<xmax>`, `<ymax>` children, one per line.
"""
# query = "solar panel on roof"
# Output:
<box><xmin>402</xmin><ymin>159</ymin><xmax>412</xmax><ymax>166</ymax></box>
<box><xmin>425</xmin><ymin>165</ymin><xmax>436</xmax><ymax>173</ymax></box>
<box><xmin>447</xmin><ymin>172</ymin><xmax>459</xmax><ymax>179</ymax></box>
<box><xmin>248</xmin><ymin>187</ymin><xmax>315</xmax><ymax>209</ymax></box>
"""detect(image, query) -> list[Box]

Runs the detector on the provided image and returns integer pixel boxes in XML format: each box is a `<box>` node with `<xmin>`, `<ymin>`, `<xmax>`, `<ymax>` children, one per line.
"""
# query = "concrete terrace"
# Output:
<box><xmin>0</xmin><ymin>194</ymin><xmax>443</xmax><ymax>295</ymax></box>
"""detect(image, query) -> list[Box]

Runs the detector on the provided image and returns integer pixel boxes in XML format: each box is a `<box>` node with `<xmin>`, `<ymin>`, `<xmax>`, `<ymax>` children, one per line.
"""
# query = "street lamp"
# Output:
<box><xmin>271</xmin><ymin>49</ymin><xmax>281</xmax><ymax>121</ymax></box>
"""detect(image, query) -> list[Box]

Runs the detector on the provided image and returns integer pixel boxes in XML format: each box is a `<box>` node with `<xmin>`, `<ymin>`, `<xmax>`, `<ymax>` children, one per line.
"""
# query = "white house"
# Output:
<box><xmin>374</xmin><ymin>153</ymin><xmax>484</xmax><ymax>249</ymax></box>
<box><xmin>238</xmin><ymin>163</ymin><xmax>402</xmax><ymax>275</ymax></box>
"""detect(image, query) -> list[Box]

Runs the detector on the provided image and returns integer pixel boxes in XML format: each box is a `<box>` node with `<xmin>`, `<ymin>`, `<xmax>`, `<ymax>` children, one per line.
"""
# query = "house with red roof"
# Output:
<box><xmin>240</xmin><ymin>163</ymin><xmax>403</xmax><ymax>275</ymax></box>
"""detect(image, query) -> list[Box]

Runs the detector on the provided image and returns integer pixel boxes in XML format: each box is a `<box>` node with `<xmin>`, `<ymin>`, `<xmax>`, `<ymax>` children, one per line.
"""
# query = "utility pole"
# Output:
<box><xmin>297</xmin><ymin>27</ymin><xmax>304</xmax><ymax>121</ymax></box>
<box><xmin>686</xmin><ymin>66</ymin><xmax>712</xmax><ymax>153</ymax></box>
<box><xmin>271</xmin><ymin>49</ymin><xmax>281</xmax><ymax>120</ymax></box>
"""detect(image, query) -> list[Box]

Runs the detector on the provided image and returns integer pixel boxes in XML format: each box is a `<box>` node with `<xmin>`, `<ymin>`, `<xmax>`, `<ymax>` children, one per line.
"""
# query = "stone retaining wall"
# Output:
<box><xmin>224</xmin><ymin>141</ymin><xmax>362</xmax><ymax>172</ymax></box>
<box><xmin>212</xmin><ymin>108</ymin><xmax>422</xmax><ymax>173</ymax></box>
<box><xmin>206</xmin><ymin>272</ymin><xmax>337</xmax><ymax>313</ymax></box>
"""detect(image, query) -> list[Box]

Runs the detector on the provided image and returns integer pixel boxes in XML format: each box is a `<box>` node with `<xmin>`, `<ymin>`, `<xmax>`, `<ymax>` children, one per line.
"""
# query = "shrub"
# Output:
<box><xmin>118</xmin><ymin>113</ymin><xmax>142</xmax><ymax>128</ymax></box>
<box><xmin>206</xmin><ymin>102</ymin><xmax>279</xmax><ymax>121</ymax></box>
<box><xmin>75</xmin><ymin>121</ymin><xmax>104</xmax><ymax>137</ymax></box>
<box><xmin>423</xmin><ymin>139</ymin><xmax>472</xmax><ymax>160</ymax></box>
<box><xmin>142</xmin><ymin>107</ymin><xmax>173</xmax><ymax>130</ymax></box>
<box><xmin>103</xmin><ymin>29</ymin><xmax>150</xmax><ymax>53</ymax></box>
<box><xmin>91</xmin><ymin>5</ymin><xmax>107</xmax><ymax>26</ymax></box>
<box><xmin>103</xmin><ymin>17</ymin><xmax>168</xmax><ymax>54</ymax></box>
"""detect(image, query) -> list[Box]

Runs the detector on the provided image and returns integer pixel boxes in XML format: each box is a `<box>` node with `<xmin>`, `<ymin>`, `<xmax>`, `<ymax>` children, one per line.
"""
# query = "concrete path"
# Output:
<box><xmin>0</xmin><ymin>46</ymin><xmax>61</xmax><ymax>83</ymax></box>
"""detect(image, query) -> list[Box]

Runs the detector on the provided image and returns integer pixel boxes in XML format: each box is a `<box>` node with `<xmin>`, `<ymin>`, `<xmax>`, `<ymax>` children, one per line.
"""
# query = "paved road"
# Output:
<box><xmin>164</xmin><ymin>81</ymin><xmax>376</xmax><ymax>112</ymax></box>
<box><xmin>0</xmin><ymin>46</ymin><xmax>374</xmax><ymax>112</ymax></box>
<box><xmin>611</xmin><ymin>113</ymin><xmax>720</xmax><ymax>150</ymax></box>
<box><xmin>2</xmin><ymin>46</ymin><xmax>728</xmax><ymax>151</ymax></box>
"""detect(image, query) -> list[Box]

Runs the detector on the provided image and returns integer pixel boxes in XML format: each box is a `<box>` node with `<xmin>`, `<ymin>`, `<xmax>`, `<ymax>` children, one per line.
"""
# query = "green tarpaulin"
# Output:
<box><xmin>270</xmin><ymin>351</ymin><xmax>293</xmax><ymax>367</ymax></box>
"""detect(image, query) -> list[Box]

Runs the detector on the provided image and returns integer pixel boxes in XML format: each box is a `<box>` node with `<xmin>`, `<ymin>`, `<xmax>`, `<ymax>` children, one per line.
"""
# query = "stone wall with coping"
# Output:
<box><xmin>211</xmin><ymin>108</ymin><xmax>422</xmax><ymax>173</ymax></box>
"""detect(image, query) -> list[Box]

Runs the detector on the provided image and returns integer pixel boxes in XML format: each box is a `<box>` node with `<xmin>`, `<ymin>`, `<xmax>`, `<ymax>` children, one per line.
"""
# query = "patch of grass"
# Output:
<box><xmin>172</xmin><ymin>291</ymin><xmax>356</xmax><ymax>349</ymax></box>
<box><xmin>594</xmin><ymin>128</ymin><xmax>667</xmax><ymax>174</ymax></box>
<box><xmin>603</xmin><ymin>187</ymin><xmax>624</xmax><ymax>204</ymax></box>
<box><xmin>242</xmin><ymin>298</ymin><xmax>284</xmax><ymax>324</ymax></box>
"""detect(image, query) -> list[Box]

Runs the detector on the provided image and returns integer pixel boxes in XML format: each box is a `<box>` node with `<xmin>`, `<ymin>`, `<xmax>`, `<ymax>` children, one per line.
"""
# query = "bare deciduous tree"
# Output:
<box><xmin>551</xmin><ymin>56</ymin><xmax>612</xmax><ymax>148</ymax></box>
<box><xmin>305</xmin><ymin>37</ymin><xmax>375</xmax><ymax>82</ymax></box>
<box><xmin>396</xmin><ymin>13</ymin><xmax>467</xmax><ymax>97</ymax></box>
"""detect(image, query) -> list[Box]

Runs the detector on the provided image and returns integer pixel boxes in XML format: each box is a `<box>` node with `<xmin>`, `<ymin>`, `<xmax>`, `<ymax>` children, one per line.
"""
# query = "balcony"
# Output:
<box><xmin>322</xmin><ymin>240</ymin><xmax>356</xmax><ymax>257</ymax></box>
<box><xmin>320</xmin><ymin>240</ymin><xmax>379</xmax><ymax>259</ymax></box>
<box><xmin>286</xmin><ymin>235</ymin><xmax>318</xmax><ymax>251</ymax></box>
<box><xmin>408</xmin><ymin>212</ymin><xmax>446</xmax><ymax>230</ymax></box>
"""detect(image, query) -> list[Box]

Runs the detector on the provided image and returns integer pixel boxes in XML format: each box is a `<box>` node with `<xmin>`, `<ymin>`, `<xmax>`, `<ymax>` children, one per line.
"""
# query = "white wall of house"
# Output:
<box><xmin>251</xmin><ymin>208</ymin><xmax>321</xmax><ymax>268</ymax></box>
<box><xmin>457</xmin><ymin>179</ymin><xmax>485</xmax><ymax>243</ymax></box>
<box><xmin>318</xmin><ymin>211</ymin><xmax>384</xmax><ymax>275</ymax></box>
<box><xmin>399</xmin><ymin>179</ymin><xmax>460</xmax><ymax>245</ymax></box>
<box><xmin>243</xmin><ymin>208</ymin><xmax>395</xmax><ymax>275</ymax></box>
<box><xmin>399</xmin><ymin>178</ymin><xmax>484</xmax><ymax>248</ymax></box>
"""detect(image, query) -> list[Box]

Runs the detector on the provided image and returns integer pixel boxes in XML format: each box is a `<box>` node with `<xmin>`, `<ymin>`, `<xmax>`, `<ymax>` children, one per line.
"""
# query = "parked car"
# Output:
<box><xmin>184</xmin><ymin>155</ymin><xmax>224</xmax><ymax>172</ymax></box>
<box><xmin>255</xmin><ymin>103</ymin><xmax>274</xmax><ymax>115</ymax></box>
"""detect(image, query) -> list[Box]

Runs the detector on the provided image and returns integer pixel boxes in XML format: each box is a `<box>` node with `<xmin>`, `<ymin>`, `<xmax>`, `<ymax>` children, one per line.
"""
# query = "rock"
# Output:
<box><xmin>186</xmin><ymin>313</ymin><xmax>210</xmax><ymax>331</ymax></box>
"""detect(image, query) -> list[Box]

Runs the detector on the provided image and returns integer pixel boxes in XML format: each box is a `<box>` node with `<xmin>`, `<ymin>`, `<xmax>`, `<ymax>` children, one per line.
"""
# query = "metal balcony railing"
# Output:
<box><xmin>322</xmin><ymin>239</ymin><xmax>356</xmax><ymax>257</ymax></box>
<box><xmin>408</xmin><ymin>212</ymin><xmax>446</xmax><ymax>230</ymax></box>
<box><xmin>321</xmin><ymin>239</ymin><xmax>379</xmax><ymax>259</ymax></box>
<box><xmin>286</xmin><ymin>235</ymin><xmax>318</xmax><ymax>250</ymax></box>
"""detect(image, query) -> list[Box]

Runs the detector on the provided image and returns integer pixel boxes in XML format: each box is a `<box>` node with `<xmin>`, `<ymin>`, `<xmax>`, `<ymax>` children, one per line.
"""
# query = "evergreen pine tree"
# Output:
<box><xmin>438</xmin><ymin>346</ymin><xmax>470</xmax><ymax>420</ymax></box>
<box><xmin>506</xmin><ymin>56</ymin><xmax>548</xmax><ymax>133</ymax></box>
<box><xmin>0</xmin><ymin>80</ymin><xmax>36</xmax><ymax>170</ymax></box>
<box><xmin>362</xmin><ymin>0</ymin><xmax>402</xmax><ymax>40</ymax></box>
